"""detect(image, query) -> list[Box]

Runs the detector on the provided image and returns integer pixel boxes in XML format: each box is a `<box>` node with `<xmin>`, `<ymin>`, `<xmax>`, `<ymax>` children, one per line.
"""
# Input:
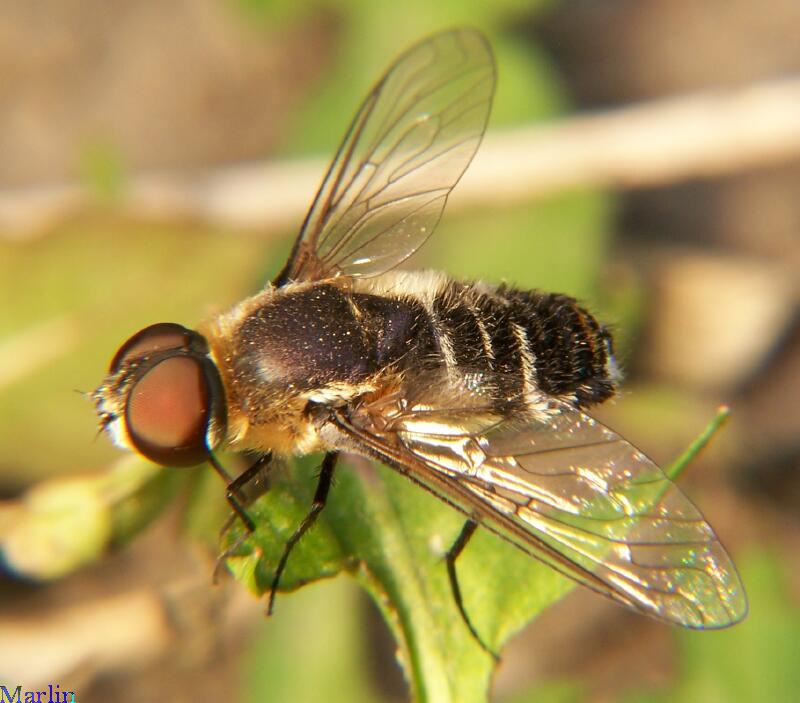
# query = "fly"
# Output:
<box><xmin>92</xmin><ymin>28</ymin><xmax>747</xmax><ymax>652</ymax></box>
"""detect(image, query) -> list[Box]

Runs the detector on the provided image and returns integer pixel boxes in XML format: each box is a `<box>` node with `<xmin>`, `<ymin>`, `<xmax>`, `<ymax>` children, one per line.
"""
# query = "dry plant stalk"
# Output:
<box><xmin>2</xmin><ymin>77</ymin><xmax>800</xmax><ymax>238</ymax></box>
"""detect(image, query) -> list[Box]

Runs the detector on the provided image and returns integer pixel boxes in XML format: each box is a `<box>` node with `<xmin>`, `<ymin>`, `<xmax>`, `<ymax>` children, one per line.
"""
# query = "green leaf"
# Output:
<box><xmin>222</xmin><ymin>455</ymin><xmax>574</xmax><ymax>702</ymax></box>
<box><xmin>220</xmin><ymin>404</ymin><xmax>734</xmax><ymax>701</ymax></box>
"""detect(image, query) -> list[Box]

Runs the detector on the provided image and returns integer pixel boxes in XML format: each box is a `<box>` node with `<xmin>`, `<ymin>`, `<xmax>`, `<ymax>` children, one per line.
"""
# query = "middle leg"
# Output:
<box><xmin>267</xmin><ymin>451</ymin><xmax>338</xmax><ymax>615</ymax></box>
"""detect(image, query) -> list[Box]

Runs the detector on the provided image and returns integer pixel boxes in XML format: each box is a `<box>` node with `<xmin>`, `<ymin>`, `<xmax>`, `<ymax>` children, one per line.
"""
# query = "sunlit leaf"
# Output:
<box><xmin>220</xmin><ymin>407</ymin><xmax>731</xmax><ymax>701</ymax></box>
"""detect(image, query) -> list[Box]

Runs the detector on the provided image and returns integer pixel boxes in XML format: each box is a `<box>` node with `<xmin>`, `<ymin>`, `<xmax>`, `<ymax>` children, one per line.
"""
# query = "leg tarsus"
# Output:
<box><xmin>267</xmin><ymin>452</ymin><xmax>338</xmax><ymax>616</ymax></box>
<box><xmin>213</xmin><ymin>527</ymin><xmax>250</xmax><ymax>585</ymax></box>
<box><xmin>446</xmin><ymin>519</ymin><xmax>499</xmax><ymax>660</ymax></box>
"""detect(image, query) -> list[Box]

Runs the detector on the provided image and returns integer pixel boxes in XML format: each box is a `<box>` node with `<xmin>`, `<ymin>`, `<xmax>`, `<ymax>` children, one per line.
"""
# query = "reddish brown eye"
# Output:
<box><xmin>125</xmin><ymin>356</ymin><xmax>211</xmax><ymax>467</ymax></box>
<box><xmin>111</xmin><ymin>323</ymin><xmax>193</xmax><ymax>373</ymax></box>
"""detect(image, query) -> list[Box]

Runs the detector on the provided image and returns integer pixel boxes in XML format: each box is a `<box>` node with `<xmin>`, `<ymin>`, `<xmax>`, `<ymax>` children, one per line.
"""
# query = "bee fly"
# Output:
<box><xmin>93</xmin><ymin>28</ymin><xmax>746</xmax><ymax>648</ymax></box>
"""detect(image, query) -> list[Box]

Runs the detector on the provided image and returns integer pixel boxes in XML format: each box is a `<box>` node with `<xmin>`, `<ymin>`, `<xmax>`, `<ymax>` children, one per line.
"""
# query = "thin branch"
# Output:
<box><xmin>2</xmin><ymin>77</ymin><xmax>800</xmax><ymax>239</ymax></box>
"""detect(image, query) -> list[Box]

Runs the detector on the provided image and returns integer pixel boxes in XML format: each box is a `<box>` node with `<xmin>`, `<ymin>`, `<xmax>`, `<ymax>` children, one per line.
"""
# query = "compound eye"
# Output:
<box><xmin>125</xmin><ymin>355</ymin><xmax>212</xmax><ymax>467</ymax></box>
<box><xmin>110</xmin><ymin>323</ymin><xmax>194</xmax><ymax>373</ymax></box>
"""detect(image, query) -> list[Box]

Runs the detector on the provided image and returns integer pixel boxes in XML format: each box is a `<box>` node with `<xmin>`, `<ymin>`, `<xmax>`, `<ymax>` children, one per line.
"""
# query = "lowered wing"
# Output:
<box><xmin>331</xmin><ymin>376</ymin><xmax>747</xmax><ymax>628</ymax></box>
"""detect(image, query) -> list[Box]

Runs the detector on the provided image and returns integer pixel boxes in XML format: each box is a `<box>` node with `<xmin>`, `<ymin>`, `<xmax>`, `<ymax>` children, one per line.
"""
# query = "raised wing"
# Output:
<box><xmin>274</xmin><ymin>28</ymin><xmax>495</xmax><ymax>285</ymax></box>
<box><xmin>333</xmin><ymin>378</ymin><xmax>747</xmax><ymax>629</ymax></box>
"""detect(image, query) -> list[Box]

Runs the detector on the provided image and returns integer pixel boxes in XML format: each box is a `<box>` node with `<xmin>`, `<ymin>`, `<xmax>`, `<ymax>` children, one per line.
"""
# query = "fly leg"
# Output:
<box><xmin>212</xmin><ymin>452</ymin><xmax>274</xmax><ymax>583</ymax></box>
<box><xmin>267</xmin><ymin>451</ymin><xmax>338</xmax><ymax>615</ymax></box>
<box><xmin>445</xmin><ymin>519</ymin><xmax>499</xmax><ymax>659</ymax></box>
<box><xmin>208</xmin><ymin>451</ymin><xmax>273</xmax><ymax>533</ymax></box>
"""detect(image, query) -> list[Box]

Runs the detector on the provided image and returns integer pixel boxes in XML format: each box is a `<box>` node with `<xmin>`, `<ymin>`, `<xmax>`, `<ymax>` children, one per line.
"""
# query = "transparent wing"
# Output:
<box><xmin>274</xmin><ymin>28</ymin><xmax>495</xmax><ymax>285</ymax></box>
<box><xmin>335</xmin><ymin>375</ymin><xmax>747</xmax><ymax>628</ymax></box>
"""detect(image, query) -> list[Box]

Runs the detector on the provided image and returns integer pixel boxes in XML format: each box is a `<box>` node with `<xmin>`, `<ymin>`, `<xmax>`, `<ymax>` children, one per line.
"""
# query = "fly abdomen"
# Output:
<box><xmin>400</xmin><ymin>279</ymin><xmax>618</xmax><ymax>411</ymax></box>
<box><xmin>493</xmin><ymin>284</ymin><xmax>618</xmax><ymax>406</ymax></box>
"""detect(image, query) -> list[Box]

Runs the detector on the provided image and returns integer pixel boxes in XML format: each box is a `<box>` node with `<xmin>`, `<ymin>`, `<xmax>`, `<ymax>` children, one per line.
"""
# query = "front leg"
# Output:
<box><xmin>213</xmin><ymin>452</ymin><xmax>275</xmax><ymax>583</ymax></box>
<box><xmin>208</xmin><ymin>451</ymin><xmax>273</xmax><ymax>533</ymax></box>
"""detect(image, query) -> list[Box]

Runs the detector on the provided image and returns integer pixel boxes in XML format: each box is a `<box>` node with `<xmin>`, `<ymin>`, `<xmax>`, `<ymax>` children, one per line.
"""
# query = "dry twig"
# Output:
<box><xmin>2</xmin><ymin>77</ymin><xmax>800</xmax><ymax>238</ymax></box>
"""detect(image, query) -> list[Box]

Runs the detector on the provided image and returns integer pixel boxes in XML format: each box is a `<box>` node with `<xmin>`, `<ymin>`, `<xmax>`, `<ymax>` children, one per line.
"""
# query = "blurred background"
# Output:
<box><xmin>1</xmin><ymin>1</ymin><xmax>799</xmax><ymax>702</ymax></box>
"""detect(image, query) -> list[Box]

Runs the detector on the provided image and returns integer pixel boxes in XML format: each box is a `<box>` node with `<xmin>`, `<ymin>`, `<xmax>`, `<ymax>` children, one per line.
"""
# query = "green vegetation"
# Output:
<box><xmin>0</xmin><ymin>2</ymin><xmax>775</xmax><ymax>702</ymax></box>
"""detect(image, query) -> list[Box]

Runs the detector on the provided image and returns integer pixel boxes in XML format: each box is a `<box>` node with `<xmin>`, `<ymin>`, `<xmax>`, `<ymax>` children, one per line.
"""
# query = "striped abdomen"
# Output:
<box><xmin>396</xmin><ymin>279</ymin><xmax>618</xmax><ymax>410</ymax></box>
